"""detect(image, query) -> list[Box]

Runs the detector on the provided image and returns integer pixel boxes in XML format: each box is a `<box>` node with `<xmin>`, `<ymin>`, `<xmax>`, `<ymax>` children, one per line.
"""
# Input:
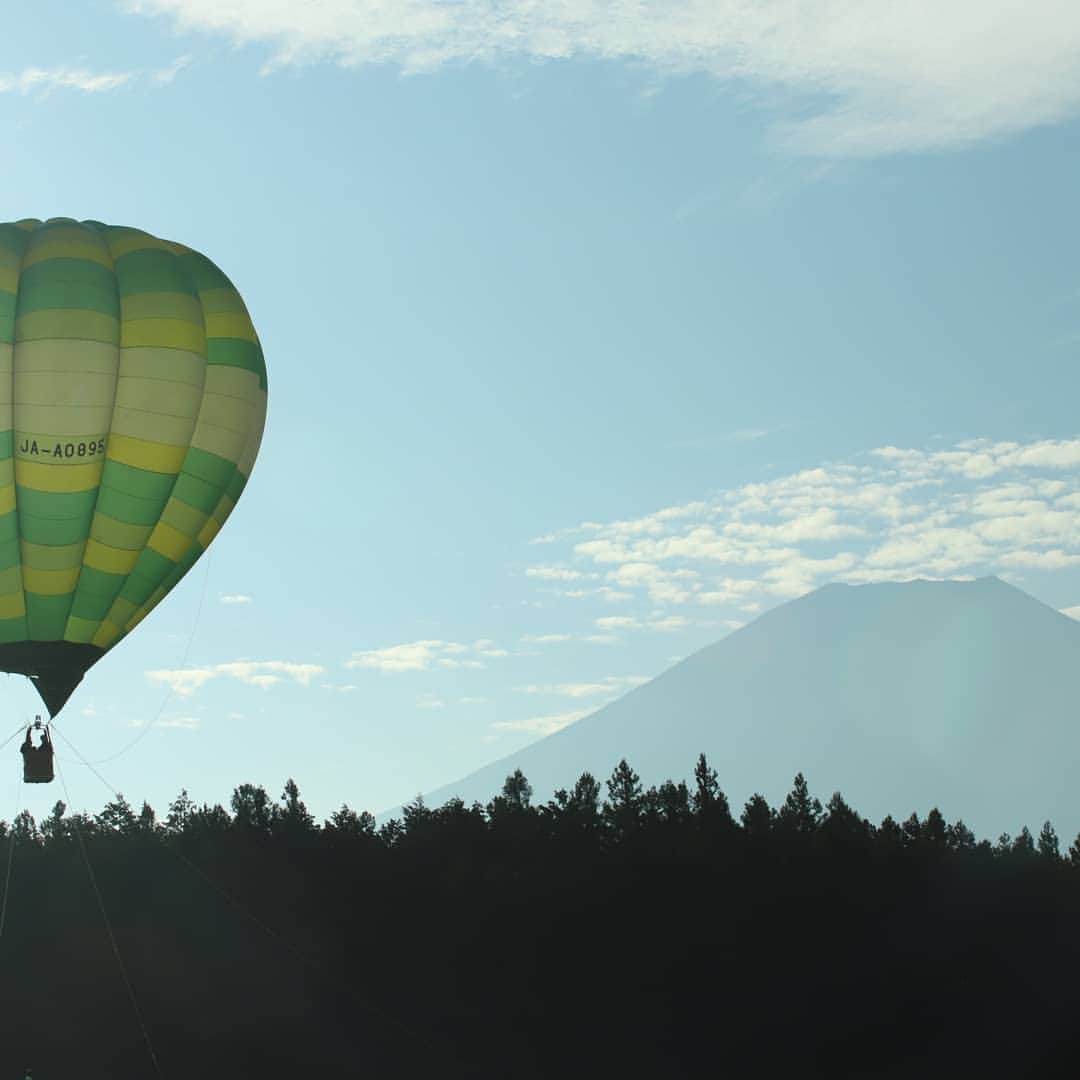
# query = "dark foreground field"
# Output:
<box><xmin>2</xmin><ymin>761</ymin><xmax>1079</xmax><ymax>1079</ymax></box>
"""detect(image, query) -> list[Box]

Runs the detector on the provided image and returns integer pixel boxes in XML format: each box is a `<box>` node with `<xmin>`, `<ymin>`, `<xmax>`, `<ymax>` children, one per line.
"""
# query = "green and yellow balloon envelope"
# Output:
<box><xmin>0</xmin><ymin>218</ymin><xmax>267</xmax><ymax>715</ymax></box>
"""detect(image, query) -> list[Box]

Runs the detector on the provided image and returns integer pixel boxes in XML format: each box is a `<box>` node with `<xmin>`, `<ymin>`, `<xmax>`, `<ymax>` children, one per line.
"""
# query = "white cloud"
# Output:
<box><xmin>346</xmin><ymin>637</ymin><xmax>509</xmax><ymax>672</ymax></box>
<box><xmin>215</xmin><ymin>660</ymin><xmax>324</xmax><ymax>687</ymax></box>
<box><xmin>525</xmin><ymin>566</ymin><xmax>594</xmax><ymax>582</ymax></box>
<box><xmin>0</xmin><ymin>68</ymin><xmax>134</xmax><ymax>95</ymax></box>
<box><xmin>520</xmin><ymin>633</ymin><xmax>572</xmax><ymax>643</ymax></box>
<box><xmin>147</xmin><ymin>667</ymin><xmax>217</xmax><ymax>696</ymax></box>
<box><xmin>147</xmin><ymin>659</ymin><xmax>325</xmax><ymax>696</ymax></box>
<box><xmin>153</xmin><ymin>54</ymin><xmax>192</xmax><ymax>84</ymax></box>
<box><xmin>516</xmin><ymin>675</ymin><xmax>649</xmax><ymax>698</ymax></box>
<box><xmin>346</xmin><ymin>639</ymin><xmax>466</xmax><ymax>672</ymax></box>
<box><xmin>154</xmin><ymin>715</ymin><xmax>200</xmax><ymax>729</ymax></box>
<box><xmin>124</xmin><ymin>0</ymin><xmax>1080</xmax><ymax>157</ymax></box>
<box><xmin>493</xmin><ymin>708</ymin><xmax>593</xmax><ymax>736</ymax></box>
<box><xmin>528</xmin><ymin>437</ymin><xmax>1080</xmax><ymax>622</ymax></box>
<box><xmin>219</xmin><ymin>594</ymin><xmax>253</xmax><ymax>604</ymax></box>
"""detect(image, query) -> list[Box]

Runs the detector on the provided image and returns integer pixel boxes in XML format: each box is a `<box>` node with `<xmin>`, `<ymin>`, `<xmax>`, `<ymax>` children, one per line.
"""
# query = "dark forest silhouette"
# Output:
<box><xmin>1</xmin><ymin>754</ymin><xmax>1079</xmax><ymax>1077</ymax></box>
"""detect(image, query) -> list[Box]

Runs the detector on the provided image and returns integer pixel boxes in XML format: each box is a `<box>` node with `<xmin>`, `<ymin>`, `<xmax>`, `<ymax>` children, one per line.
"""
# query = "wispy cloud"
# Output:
<box><xmin>525</xmin><ymin>566</ymin><xmax>598</xmax><ymax>582</ymax></box>
<box><xmin>0</xmin><ymin>67</ymin><xmax>134</xmax><ymax>95</ymax></box>
<box><xmin>153</xmin><ymin>54</ymin><xmax>192</xmax><ymax>84</ymax></box>
<box><xmin>515</xmin><ymin>675</ymin><xmax>649</xmax><ymax>699</ymax></box>
<box><xmin>154</xmin><ymin>715</ymin><xmax>201</xmax><ymax>730</ymax></box>
<box><xmin>493</xmin><ymin>707</ymin><xmax>594</xmax><ymax>736</ymax></box>
<box><xmin>345</xmin><ymin>638</ymin><xmax>502</xmax><ymax>672</ymax></box>
<box><xmin>219</xmin><ymin>594</ymin><xmax>253</xmax><ymax>605</ymax></box>
<box><xmin>125</xmin><ymin>1</ymin><xmax>1080</xmax><ymax>156</ymax></box>
<box><xmin>147</xmin><ymin>659</ymin><xmax>325</xmax><ymax>695</ymax></box>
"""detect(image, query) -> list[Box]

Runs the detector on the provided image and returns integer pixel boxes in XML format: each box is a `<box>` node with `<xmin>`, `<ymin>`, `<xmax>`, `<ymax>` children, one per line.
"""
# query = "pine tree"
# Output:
<box><xmin>1068</xmin><ymin>833</ymin><xmax>1080</xmax><ymax>867</ymax></box>
<box><xmin>1012</xmin><ymin>826</ymin><xmax>1036</xmax><ymax>858</ymax></box>
<box><xmin>776</xmin><ymin>773</ymin><xmax>822</xmax><ymax>836</ymax></box>
<box><xmin>603</xmin><ymin>759</ymin><xmax>645</xmax><ymax>841</ymax></box>
<box><xmin>921</xmin><ymin>808</ymin><xmax>948</xmax><ymax>852</ymax></box>
<box><xmin>946</xmin><ymin>819</ymin><xmax>976</xmax><ymax>855</ymax></box>
<box><xmin>1037</xmin><ymin>821</ymin><xmax>1060</xmax><ymax>862</ymax></box>
<box><xmin>501</xmin><ymin>769</ymin><xmax>533</xmax><ymax>810</ymax></box>
<box><xmin>820</xmin><ymin>792</ymin><xmax>871</xmax><ymax>852</ymax></box>
<box><xmin>691</xmin><ymin>753</ymin><xmax>735</xmax><ymax>835</ymax></box>
<box><xmin>276</xmin><ymin>778</ymin><xmax>316</xmax><ymax>837</ymax></box>
<box><xmin>741</xmin><ymin>794</ymin><xmax>774</xmax><ymax>841</ymax></box>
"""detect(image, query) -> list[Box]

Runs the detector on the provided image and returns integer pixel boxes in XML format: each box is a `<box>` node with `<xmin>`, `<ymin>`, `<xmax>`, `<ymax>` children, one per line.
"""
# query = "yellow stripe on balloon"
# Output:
<box><xmin>64</xmin><ymin>616</ymin><xmax>99</xmax><ymax>644</ymax></box>
<box><xmin>0</xmin><ymin>592</ymin><xmax>26</xmax><ymax>619</ymax></box>
<box><xmin>82</xmin><ymin>539</ymin><xmax>140</xmax><ymax>575</ymax></box>
<box><xmin>205</xmin><ymin>312</ymin><xmax>257</xmax><ymax>342</ymax></box>
<box><xmin>16</xmin><ymin>460</ymin><xmax>102</xmax><ymax>494</ymax></box>
<box><xmin>106</xmin><ymin>433</ymin><xmax>187</xmax><ymax>474</ymax></box>
<box><xmin>91</xmin><ymin>620</ymin><xmax>122</xmax><ymax>649</ymax></box>
<box><xmin>22</xmin><ymin>565</ymin><xmax>80</xmax><ymax>595</ymax></box>
<box><xmin>105</xmin><ymin>229</ymin><xmax>175</xmax><ymax>260</ymax></box>
<box><xmin>21</xmin><ymin>234</ymin><xmax>113</xmax><ymax>270</ymax></box>
<box><xmin>147</xmin><ymin>521</ymin><xmax>192</xmax><ymax>563</ymax></box>
<box><xmin>120</xmin><ymin>318</ymin><xmax>207</xmax><ymax>352</ymax></box>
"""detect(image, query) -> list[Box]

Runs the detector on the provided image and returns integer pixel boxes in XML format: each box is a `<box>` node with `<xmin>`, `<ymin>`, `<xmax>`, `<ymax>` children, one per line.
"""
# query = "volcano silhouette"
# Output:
<box><xmin>397</xmin><ymin>577</ymin><xmax>1080</xmax><ymax>844</ymax></box>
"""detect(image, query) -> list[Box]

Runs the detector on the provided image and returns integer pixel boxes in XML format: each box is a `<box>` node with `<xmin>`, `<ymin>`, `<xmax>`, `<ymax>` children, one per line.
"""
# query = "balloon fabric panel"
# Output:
<box><xmin>0</xmin><ymin>218</ymin><xmax>267</xmax><ymax>715</ymax></box>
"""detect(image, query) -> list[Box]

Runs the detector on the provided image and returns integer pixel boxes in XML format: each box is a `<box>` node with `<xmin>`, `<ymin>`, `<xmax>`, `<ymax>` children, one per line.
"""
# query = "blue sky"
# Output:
<box><xmin>3</xmin><ymin>1</ymin><xmax>1080</xmax><ymax>824</ymax></box>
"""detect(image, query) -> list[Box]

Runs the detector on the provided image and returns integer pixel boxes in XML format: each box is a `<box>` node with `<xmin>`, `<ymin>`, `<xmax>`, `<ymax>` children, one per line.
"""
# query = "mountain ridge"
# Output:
<box><xmin>382</xmin><ymin>576</ymin><xmax>1080</xmax><ymax>843</ymax></box>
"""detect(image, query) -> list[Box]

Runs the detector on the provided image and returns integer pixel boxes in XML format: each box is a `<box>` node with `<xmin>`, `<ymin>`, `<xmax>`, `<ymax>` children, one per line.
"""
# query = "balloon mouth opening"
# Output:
<box><xmin>0</xmin><ymin>642</ymin><xmax>105</xmax><ymax>717</ymax></box>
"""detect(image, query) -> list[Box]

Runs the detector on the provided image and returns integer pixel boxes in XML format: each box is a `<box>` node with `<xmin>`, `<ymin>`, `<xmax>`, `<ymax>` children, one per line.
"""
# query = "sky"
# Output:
<box><xmin>3</xmin><ymin>1</ymin><xmax>1080</xmax><ymax>826</ymax></box>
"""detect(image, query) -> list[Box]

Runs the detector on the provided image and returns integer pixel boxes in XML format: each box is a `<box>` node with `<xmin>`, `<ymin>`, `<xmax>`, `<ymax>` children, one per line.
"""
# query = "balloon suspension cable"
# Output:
<box><xmin>0</xmin><ymin>721</ymin><xmax>30</xmax><ymax>754</ymax></box>
<box><xmin>54</xmin><ymin>753</ymin><xmax>165</xmax><ymax>1079</ymax></box>
<box><xmin>49</xmin><ymin>722</ymin><xmax>446</xmax><ymax>1066</ymax></box>
<box><xmin>0</xmin><ymin>756</ymin><xmax>22</xmax><ymax>942</ymax></box>
<box><xmin>74</xmin><ymin>548</ymin><xmax>213</xmax><ymax>768</ymax></box>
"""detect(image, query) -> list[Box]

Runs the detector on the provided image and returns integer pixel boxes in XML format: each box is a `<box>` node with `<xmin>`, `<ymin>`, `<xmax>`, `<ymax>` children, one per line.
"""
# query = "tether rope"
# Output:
<box><xmin>49</xmin><ymin>721</ymin><xmax>444</xmax><ymax>1063</ymax></box>
<box><xmin>0</xmin><ymin>757</ymin><xmax>21</xmax><ymax>941</ymax></box>
<box><xmin>54</xmin><ymin>753</ymin><xmax>165</xmax><ymax>1079</ymax></box>
<box><xmin>78</xmin><ymin>549</ymin><xmax>213</xmax><ymax>767</ymax></box>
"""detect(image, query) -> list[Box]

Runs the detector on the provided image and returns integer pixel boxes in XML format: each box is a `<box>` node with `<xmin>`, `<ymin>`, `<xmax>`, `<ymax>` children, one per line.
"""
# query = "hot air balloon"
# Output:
<box><xmin>0</xmin><ymin>217</ymin><xmax>267</xmax><ymax>718</ymax></box>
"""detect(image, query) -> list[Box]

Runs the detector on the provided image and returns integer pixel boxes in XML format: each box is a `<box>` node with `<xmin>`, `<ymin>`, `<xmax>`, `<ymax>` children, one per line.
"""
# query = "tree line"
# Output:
<box><xmin>3</xmin><ymin>754</ymin><xmax>1073</xmax><ymax>869</ymax></box>
<box><xmin>1</xmin><ymin>755</ymin><xmax>1078</xmax><ymax>1077</ymax></box>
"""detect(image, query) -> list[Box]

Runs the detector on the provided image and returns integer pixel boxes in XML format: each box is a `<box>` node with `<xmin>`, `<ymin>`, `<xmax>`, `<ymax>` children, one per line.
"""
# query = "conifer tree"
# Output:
<box><xmin>1012</xmin><ymin>826</ymin><xmax>1036</xmax><ymax>858</ymax></box>
<box><xmin>692</xmin><ymin>753</ymin><xmax>735</xmax><ymax>835</ymax></box>
<box><xmin>947</xmin><ymin>819</ymin><xmax>976</xmax><ymax>854</ymax></box>
<box><xmin>603</xmin><ymin>758</ymin><xmax>645</xmax><ymax>840</ymax></box>
<box><xmin>776</xmin><ymin>773</ymin><xmax>822</xmax><ymax>836</ymax></box>
<box><xmin>276</xmin><ymin>778</ymin><xmax>316</xmax><ymax>836</ymax></box>
<box><xmin>1037</xmin><ymin>821</ymin><xmax>1060</xmax><ymax>862</ymax></box>
<box><xmin>741</xmin><ymin>794</ymin><xmax>774</xmax><ymax>841</ymax></box>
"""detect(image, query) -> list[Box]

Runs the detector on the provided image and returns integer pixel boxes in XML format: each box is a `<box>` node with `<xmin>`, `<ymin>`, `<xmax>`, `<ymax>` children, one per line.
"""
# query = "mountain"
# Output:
<box><xmin>387</xmin><ymin>576</ymin><xmax>1080</xmax><ymax>845</ymax></box>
